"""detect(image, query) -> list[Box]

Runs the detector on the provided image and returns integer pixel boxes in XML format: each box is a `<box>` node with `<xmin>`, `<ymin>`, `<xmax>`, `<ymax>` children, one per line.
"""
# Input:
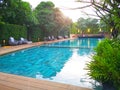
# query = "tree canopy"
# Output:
<box><xmin>76</xmin><ymin>0</ymin><xmax>120</xmax><ymax>37</ymax></box>
<box><xmin>77</xmin><ymin>17</ymin><xmax>99</xmax><ymax>34</ymax></box>
<box><xmin>0</xmin><ymin>0</ymin><xmax>72</xmax><ymax>41</ymax></box>
<box><xmin>34</xmin><ymin>1</ymin><xmax>72</xmax><ymax>37</ymax></box>
<box><xmin>0</xmin><ymin>0</ymin><xmax>36</xmax><ymax>26</ymax></box>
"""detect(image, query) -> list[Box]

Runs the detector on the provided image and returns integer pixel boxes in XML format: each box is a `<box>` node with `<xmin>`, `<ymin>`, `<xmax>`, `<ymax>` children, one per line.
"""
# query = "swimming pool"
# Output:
<box><xmin>0</xmin><ymin>38</ymin><xmax>103</xmax><ymax>89</ymax></box>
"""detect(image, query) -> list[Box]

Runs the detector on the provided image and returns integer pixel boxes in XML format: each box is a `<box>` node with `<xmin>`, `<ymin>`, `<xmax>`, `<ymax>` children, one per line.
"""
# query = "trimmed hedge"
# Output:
<box><xmin>30</xmin><ymin>26</ymin><xmax>43</xmax><ymax>42</ymax></box>
<box><xmin>0</xmin><ymin>23</ymin><xmax>27</xmax><ymax>46</ymax></box>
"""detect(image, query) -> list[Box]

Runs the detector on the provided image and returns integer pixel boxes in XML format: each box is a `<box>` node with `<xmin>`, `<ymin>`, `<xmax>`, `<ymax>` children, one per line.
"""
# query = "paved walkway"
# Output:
<box><xmin>0</xmin><ymin>39</ymin><xmax>91</xmax><ymax>90</ymax></box>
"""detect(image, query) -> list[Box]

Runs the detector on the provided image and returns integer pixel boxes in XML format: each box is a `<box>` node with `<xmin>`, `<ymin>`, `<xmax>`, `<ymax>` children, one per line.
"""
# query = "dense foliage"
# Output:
<box><xmin>0</xmin><ymin>0</ymin><xmax>36</xmax><ymax>26</ymax></box>
<box><xmin>77</xmin><ymin>18</ymin><xmax>99</xmax><ymax>34</ymax></box>
<box><xmin>30</xmin><ymin>25</ymin><xmax>43</xmax><ymax>42</ymax></box>
<box><xmin>70</xmin><ymin>18</ymin><xmax>99</xmax><ymax>34</ymax></box>
<box><xmin>0</xmin><ymin>0</ymin><xmax>37</xmax><ymax>43</ymax></box>
<box><xmin>0</xmin><ymin>0</ymin><xmax>72</xmax><ymax>44</ymax></box>
<box><xmin>70</xmin><ymin>23</ymin><xmax>78</xmax><ymax>34</ymax></box>
<box><xmin>87</xmin><ymin>39</ymin><xmax>120</xmax><ymax>89</ymax></box>
<box><xmin>99</xmin><ymin>18</ymin><xmax>111</xmax><ymax>32</ymax></box>
<box><xmin>34</xmin><ymin>1</ymin><xmax>72</xmax><ymax>37</ymax></box>
<box><xmin>0</xmin><ymin>23</ymin><xmax>27</xmax><ymax>46</ymax></box>
<box><xmin>76</xmin><ymin>0</ymin><xmax>120</xmax><ymax>37</ymax></box>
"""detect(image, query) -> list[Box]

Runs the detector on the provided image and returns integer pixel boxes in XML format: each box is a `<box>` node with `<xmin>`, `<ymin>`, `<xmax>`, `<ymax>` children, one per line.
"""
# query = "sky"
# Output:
<box><xmin>22</xmin><ymin>0</ymin><xmax>98</xmax><ymax>22</ymax></box>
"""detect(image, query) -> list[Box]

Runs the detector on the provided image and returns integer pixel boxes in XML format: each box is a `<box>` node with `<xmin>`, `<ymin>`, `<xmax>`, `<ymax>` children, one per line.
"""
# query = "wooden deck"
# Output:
<box><xmin>0</xmin><ymin>39</ymin><xmax>91</xmax><ymax>90</ymax></box>
<box><xmin>0</xmin><ymin>72</ymin><xmax>91</xmax><ymax>90</ymax></box>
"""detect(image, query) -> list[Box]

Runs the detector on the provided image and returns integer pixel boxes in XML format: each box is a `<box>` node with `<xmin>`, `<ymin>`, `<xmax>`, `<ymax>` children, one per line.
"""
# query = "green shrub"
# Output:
<box><xmin>87</xmin><ymin>39</ymin><xmax>120</xmax><ymax>89</ymax></box>
<box><xmin>30</xmin><ymin>26</ymin><xmax>43</xmax><ymax>42</ymax></box>
<box><xmin>0</xmin><ymin>23</ymin><xmax>27</xmax><ymax>46</ymax></box>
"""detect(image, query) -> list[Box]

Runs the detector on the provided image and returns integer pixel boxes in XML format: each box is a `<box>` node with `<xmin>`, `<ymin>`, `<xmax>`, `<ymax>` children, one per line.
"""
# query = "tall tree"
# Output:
<box><xmin>76</xmin><ymin>0</ymin><xmax>120</xmax><ymax>37</ymax></box>
<box><xmin>54</xmin><ymin>8</ymin><xmax>72</xmax><ymax>36</ymax></box>
<box><xmin>0</xmin><ymin>0</ymin><xmax>37</xmax><ymax>26</ymax></box>
<box><xmin>34</xmin><ymin>1</ymin><xmax>72</xmax><ymax>37</ymax></box>
<box><xmin>34</xmin><ymin>1</ymin><xmax>55</xmax><ymax>37</ymax></box>
<box><xmin>77</xmin><ymin>17</ymin><xmax>98</xmax><ymax>34</ymax></box>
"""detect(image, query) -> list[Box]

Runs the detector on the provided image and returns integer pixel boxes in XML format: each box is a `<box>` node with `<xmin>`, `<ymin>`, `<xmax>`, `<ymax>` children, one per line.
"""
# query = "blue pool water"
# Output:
<box><xmin>0</xmin><ymin>38</ymin><xmax>103</xmax><ymax>89</ymax></box>
<box><xmin>42</xmin><ymin>38</ymin><xmax>99</xmax><ymax>48</ymax></box>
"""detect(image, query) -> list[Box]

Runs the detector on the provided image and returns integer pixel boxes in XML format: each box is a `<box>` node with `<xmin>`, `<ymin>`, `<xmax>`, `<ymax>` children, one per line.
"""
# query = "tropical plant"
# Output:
<box><xmin>87</xmin><ymin>39</ymin><xmax>120</xmax><ymax>90</ymax></box>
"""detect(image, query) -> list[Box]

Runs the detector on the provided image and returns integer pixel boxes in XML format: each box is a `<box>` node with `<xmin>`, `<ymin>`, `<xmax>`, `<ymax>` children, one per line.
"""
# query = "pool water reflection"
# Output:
<box><xmin>0</xmin><ymin>38</ymin><xmax>103</xmax><ymax>90</ymax></box>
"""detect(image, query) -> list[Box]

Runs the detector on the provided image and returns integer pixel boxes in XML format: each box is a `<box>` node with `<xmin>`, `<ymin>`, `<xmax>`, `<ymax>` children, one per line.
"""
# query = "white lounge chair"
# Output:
<box><xmin>9</xmin><ymin>37</ymin><xmax>19</xmax><ymax>46</ymax></box>
<box><xmin>20</xmin><ymin>37</ymin><xmax>32</xmax><ymax>44</ymax></box>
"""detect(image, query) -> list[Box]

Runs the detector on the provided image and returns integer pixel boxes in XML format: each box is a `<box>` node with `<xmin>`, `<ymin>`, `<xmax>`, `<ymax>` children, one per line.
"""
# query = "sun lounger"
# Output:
<box><xmin>51</xmin><ymin>36</ymin><xmax>55</xmax><ymax>40</ymax></box>
<box><xmin>64</xmin><ymin>35</ymin><xmax>68</xmax><ymax>38</ymax></box>
<box><xmin>9</xmin><ymin>37</ymin><xmax>19</xmax><ymax>46</ymax></box>
<box><xmin>57</xmin><ymin>36</ymin><xmax>63</xmax><ymax>39</ymax></box>
<box><xmin>48</xmin><ymin>36</ymin><xmax>52</xmax><ymax>41</ymax></box>
<box><xmin>20</xmin><ymin>37</ymin><xmax>32</xmax><ymax>44</ymax></box>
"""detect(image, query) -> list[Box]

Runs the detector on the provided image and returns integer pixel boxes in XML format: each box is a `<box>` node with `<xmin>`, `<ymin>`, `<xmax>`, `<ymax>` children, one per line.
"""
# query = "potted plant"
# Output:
<box><xmin>87</xmin><ymin>39</ymin><xmax>120</xmax><ymax>90</ymax></box>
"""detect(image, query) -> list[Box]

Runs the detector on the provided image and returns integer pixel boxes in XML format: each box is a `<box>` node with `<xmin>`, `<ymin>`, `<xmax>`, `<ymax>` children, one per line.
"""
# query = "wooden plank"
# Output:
<box><xmin>0</xmin><ymin>84</ymin><xmax>19</xmax><ymax>90</ymax></box>
<box><xmin>0</xmin><ymin>72</ymin><xmax>91</xmax><ymax>90</ymax></box>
